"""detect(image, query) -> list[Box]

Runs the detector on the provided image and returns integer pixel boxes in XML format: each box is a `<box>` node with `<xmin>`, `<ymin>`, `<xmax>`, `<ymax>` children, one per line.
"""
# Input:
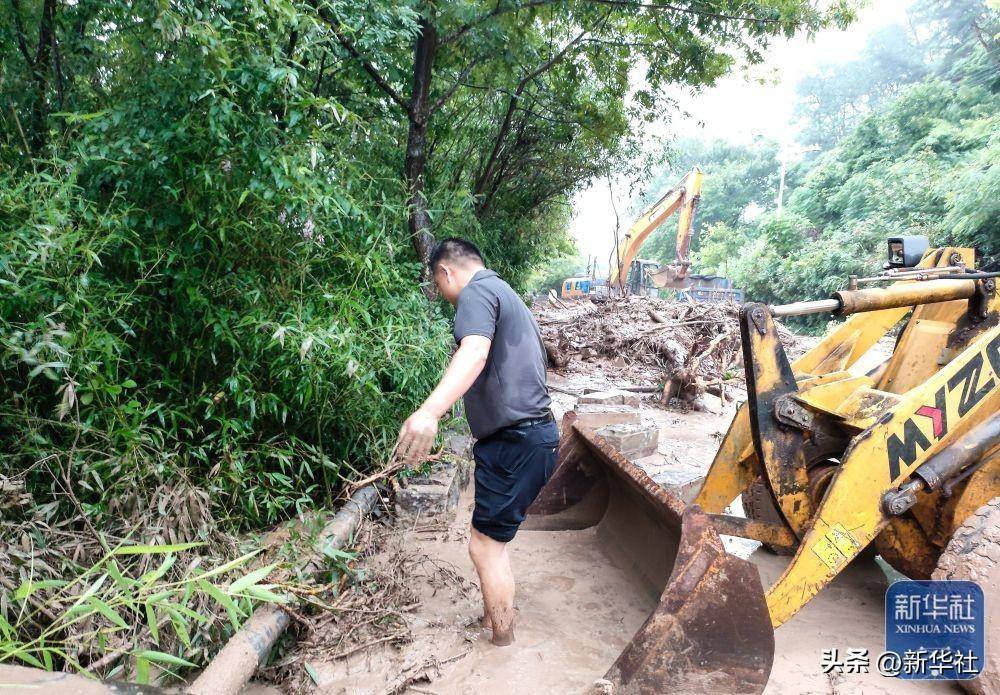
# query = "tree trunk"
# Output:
<box><xmin>24</xmin><ymin>0</ymin><xmax>56</xmax><ymax>155</ymax></box>
<box><xmin>404</xmin><ymin>18</ymin><xmax>438</xmax><ymax>292</ymax></box>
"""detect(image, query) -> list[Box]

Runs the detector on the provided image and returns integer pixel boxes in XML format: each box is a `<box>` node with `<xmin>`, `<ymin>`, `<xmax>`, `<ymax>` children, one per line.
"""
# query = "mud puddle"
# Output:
<box><xmin>302</xmin><ymin>481</ymin><xmax>949</xmax><ymax>694</ymax></box>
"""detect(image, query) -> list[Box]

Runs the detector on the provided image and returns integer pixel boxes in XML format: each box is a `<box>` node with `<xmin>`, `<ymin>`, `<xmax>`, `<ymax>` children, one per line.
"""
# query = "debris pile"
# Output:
<box><xmin>535</xmin><ymin>296</ymin><xmax>800</xmax><ymax>404</ymax></box>
<box><xmin>272</xmin><ymin>522</ymin><xmax>475</xmax><ymax>694</ymax></box>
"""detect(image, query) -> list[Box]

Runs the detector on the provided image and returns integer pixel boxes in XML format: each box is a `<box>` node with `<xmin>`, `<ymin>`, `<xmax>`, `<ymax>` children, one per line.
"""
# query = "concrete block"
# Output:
<box><xmin>579</xmin><ymin>389</ymin><xmax>641</xmax><ymax>408</ymax></box>
<box><xmin>395</xmin><ymin>459</ymin><xmax>464</xmax><ymax>517</ymax></box>
<box><xmin>574</xmin><ymin>404</ymin><xmax>641</xmax><ymax>431</ymax></box>
<box><xmin>443</xmin><ymin>432</ymin><xmax>473</xmax><ymax>459</ymax></box>
<box><xmin>596</xmin><ymin>422</ymin><xmax>659</xmax><ymax>459</ymax></box>
<box><xmin>652</xmin><ymin>467</ymin><xmax>705</xmax><ymax>503</ymax></box>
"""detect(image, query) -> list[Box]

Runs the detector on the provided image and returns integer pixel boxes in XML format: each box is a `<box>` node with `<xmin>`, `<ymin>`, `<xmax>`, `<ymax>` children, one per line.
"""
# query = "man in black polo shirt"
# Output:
<box><xmin>395</xmin><ymin>237</ymin><xmax>558</xmax><ymax>646</ymax></box>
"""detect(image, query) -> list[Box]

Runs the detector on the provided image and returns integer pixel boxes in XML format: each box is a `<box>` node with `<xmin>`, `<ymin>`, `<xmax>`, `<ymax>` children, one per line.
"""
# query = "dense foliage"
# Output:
<box><xmin>679</xmin><ymin>0</ymin><xmax>999</xmax><ymax>326</ymax></box>
<box><xmin>0</xmin><ymin>0</ymin><xmax>845</xmax><ymax>533</ymax></box>
<box><xmin>640</xmin><ymin>137</ymin><xmax>781</xmax><ymax>266</ymax></box>
<box><xmin>526</xmin><ymin>253</ymin><xmax>589</xmax><ymax>294</ymax></box>
<box><xmin>1</xmin><ymin>3</ymin><xmax>455</xmax><ymax>532</ymax></box>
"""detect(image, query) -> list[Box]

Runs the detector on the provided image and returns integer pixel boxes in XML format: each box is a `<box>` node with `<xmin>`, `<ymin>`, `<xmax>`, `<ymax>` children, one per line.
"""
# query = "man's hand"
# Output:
<box><xmin>396</xmin><ymin>408</ymin><xmax>440</xmax><ymax>466</ymax></box>
<box><xmin>395</xmin><ymin>335</ymin><xmax>490</xmax><ymax>467</ymax></box>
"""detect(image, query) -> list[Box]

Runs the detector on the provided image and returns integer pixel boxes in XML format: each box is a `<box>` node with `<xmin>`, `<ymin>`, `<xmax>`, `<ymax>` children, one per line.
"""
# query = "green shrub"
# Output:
<box><xmin>0</xmin><ymin>1</ymin><xmax>450</xmax><ymax>531</ymax></box>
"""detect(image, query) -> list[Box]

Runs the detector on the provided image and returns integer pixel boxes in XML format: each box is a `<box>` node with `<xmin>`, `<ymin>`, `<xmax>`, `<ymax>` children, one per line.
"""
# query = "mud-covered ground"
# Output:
<box><xmin>287</xmin><ymin>350</ymin><xmax>951</xmax><ymax>695</ymax></box>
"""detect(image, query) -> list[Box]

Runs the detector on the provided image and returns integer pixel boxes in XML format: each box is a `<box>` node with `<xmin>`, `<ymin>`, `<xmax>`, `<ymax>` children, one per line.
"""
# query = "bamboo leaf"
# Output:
<box><xmin>113</xmin><ymin>542</ymin><xmax>203</xmax><ymax>555</ymax></box>
<box><xmin>106</xmin><ymin>561</ymin><xmax>134</xmax><ymax>590</ymax></box>
<box><xmin>14</xmin><ymin>579</ymin><xmax>67</xmax><ymax>601</ymax></box>
<box><xmin>134</xmin><ymin>649</ymin><xmax>197</xmax><ymax>668</ymax></box>
<box><xmin>136</xmin><ymin>655</ymin><xmax>151</xmax><ymax>684</ymax></box>
<box><xmin>11</xmin><ymin>650</ymin><xmax>45</xmax><ymax>669</ymax></box>
<box><xmin>228</xmin><ymin>563</ymin><xmax>277</xmax><ymax>593</ymax></box>
<box><xmin>244</xmin><ymin>585</ymin><xmax>289</xmax><ymax>604</ymax></box>
<box><xmin>145</xmin><ymin>602</ymin><xmax>160</xmax><ymax>646</ymax></box>
<box><xmin>140</xmin><ymin>555</ymin><xmax>177</xmax><ymax>585</ymax></box>
<box><xmin>167</xmin><ymin>608</ymin><xmax>192</xmax><ymax>648</ymax></box>
<box><xmin>198</xmin><ymin>580</ymin><xmax>243</xmax><ymax>630</ymax></box>
<box><xmin>66</xmin><ymin>573</ymin><xmax>108</xmax><ymax>614</ymax></box>
<box><xmin>88</xmin><ymin>597</ymin><xmax>130</xmax><ymax>629</ymax></box>
<box><xmin>192</xmin><ymin>549</ymin><xmax>260</xmax><ymax>582</ymax></box>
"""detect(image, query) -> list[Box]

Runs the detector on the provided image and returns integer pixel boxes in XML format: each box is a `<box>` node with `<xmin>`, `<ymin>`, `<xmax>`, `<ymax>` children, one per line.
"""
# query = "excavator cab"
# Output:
<box><xmin>526</xmin><ymin>240</ymin><xmax>1000</xmax><ymax>693</ymax></box>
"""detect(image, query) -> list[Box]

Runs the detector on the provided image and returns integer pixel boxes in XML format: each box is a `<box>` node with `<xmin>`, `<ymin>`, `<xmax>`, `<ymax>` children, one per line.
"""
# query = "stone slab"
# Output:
<box><xmin>573</xmin><ymin>404</ymin><xmax>642</xmax><ymax>431</ymax></box>
<box><xmin>651</xmin><ymin>467</ymin><xmax>705</xmax><ymax>503</ymax></box>
<box><xmin>444</xmin><ymin>432</ymin><xmax>473</xmax><ymax>459</ymax></box>
<box><xmin>596</xmin><ymin>422</ymin><xmax>659</xmax><ymax>459</ymax></box>
<box><xmin>395</xmin><ymin>459</ymin><xmax>465</xmax><ymax>517</ymax></box>
<box><xmin>579</xmin><ymin>389</ymin><xmax>641</xmax><ymax>408</ymax></box>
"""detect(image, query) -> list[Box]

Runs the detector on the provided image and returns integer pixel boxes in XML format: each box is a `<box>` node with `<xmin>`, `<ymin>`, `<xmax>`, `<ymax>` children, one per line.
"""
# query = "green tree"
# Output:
<box><xmin>640</xmin><ymin>137</ymin><xmax>781</xmax><ymax>266</ymax></box>
<box><xmin>0</xmin><ymin>0</ymin><xmax>855</xmax><ymax>531</ymax></box>
<box><xmin>723</xmin><ymin>76</ymin><xmax>999</xmax><ymax>320</ymax></box>
<box><xmin>319</xmin><ymin>0</ymin><xmax>853</xmax><ymax>270</ymax></box>
<box><xmin>794</xmin><ymin>23</ymin><xmax>928</xmax><ymax>148</ymax></box>
<box><xmin>526</xmin><ymin>252</ymin><xmax>589</xmax><ymax>294</ymax></box>
<box><xmin>690</xmin><ymin>222</ymin><xmax>748</xmax><ymax>276</ymax></box>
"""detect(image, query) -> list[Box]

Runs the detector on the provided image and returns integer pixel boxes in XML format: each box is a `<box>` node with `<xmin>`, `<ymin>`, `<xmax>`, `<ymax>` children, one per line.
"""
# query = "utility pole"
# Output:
<box><xmin>776</xmin><ymin>155</ymin><xmax>787</xmax><ymax>213</ymax></box>
<box><xmin>776</xmin><ymin>144</ymin><xmax>820</xmax><ymax>213</ymax></box>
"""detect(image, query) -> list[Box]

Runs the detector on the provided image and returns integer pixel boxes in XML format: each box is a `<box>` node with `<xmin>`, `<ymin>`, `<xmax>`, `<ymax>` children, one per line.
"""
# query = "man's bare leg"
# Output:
<box><xmin>468</xmin><ymin>527</ymin><xmax>515</xmax><ymax>646</ymax></box>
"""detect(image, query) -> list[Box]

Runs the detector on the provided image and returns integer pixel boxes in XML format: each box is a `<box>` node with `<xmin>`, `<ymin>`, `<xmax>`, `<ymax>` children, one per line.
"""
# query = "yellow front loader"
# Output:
<box><xmin>526</xmin><ymin>237</ymin><xmax>1000</xmax><ymax>693</ymax></box>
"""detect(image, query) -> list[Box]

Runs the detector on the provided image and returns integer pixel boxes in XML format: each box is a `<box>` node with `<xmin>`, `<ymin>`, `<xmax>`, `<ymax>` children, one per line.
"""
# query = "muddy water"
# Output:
<box><xmin>413</xmin><ymin>503</ymin><xmax>653</xmax><ymax>694</ymax></box>
<box><xmin>309</xmin><ymin>487</ymin><xmax>652</xmax><ymax>694</ymax></box>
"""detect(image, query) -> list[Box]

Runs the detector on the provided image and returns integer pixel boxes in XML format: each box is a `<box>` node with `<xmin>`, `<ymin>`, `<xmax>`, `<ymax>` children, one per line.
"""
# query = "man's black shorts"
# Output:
<box><xmin>471</xmin><ymin>419</ymin><xmax>559</xmax><ymax>543</ymax></box>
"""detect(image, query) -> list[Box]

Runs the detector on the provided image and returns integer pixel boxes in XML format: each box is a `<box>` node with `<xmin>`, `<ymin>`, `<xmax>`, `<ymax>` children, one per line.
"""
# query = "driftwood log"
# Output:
<box><xmin>187</xmin><ymin>485</ymin><xmax>380</xmax><ymax>695</ymax></box>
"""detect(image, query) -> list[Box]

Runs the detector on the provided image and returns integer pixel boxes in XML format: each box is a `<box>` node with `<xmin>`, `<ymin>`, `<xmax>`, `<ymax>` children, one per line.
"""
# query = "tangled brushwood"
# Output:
<box><xmin>536</xmin><ymin>296</ymin><xmax>802</xmax><ymax>403</ymax></box>
<box><xmin>0</xmin><ymin>508</ymin><xmax>274</xmax><ymax>681</ymax></box>
<box><xmin>271</xmin><ymin>521</ymin><xmax>476</xmax><ymax>695</ymax></box>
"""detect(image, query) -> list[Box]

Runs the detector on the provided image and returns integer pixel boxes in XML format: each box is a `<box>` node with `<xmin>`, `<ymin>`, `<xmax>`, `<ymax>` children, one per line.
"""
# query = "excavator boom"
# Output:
<box><xmin>609</xmin><ymin>168</ymin><xmax>703</xmax><ymax>292</ymax></box>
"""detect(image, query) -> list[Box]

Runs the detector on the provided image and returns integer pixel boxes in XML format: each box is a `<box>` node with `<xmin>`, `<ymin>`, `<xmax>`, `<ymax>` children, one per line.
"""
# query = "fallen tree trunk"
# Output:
<box><xmin>187</xmin><ymin>485</ymin><xmax>380</xmax><ymax>695</ymax></box>
<box><xmin>543</xmin><ymin>339</ymin><xmax>569</xmax><ymax>369</ymax></box>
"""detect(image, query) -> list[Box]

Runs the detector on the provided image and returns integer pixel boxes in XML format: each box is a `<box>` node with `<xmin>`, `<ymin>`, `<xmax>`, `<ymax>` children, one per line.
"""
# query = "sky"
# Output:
<box><xmin>569</xmin><ymin>0</ymin><xmax>914</xmax><ymax>270</ymax></box>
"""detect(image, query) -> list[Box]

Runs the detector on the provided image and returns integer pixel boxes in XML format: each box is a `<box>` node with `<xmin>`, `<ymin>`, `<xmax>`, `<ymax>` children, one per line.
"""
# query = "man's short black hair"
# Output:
<box><xmin>429</xmin><ymin>237</ymin><xmax>485</xmax><ymax>272</ymax></box>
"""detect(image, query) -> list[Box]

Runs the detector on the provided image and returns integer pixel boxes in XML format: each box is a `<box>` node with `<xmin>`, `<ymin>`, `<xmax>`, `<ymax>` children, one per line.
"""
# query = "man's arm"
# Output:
<box><xmin>396</xmin><ymin>335</ymin><xmax>491</xmax><ymax>464</ymax></box>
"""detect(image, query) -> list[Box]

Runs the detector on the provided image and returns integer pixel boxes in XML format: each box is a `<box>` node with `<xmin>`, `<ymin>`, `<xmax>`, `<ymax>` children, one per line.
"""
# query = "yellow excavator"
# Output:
<box><xmin>527</xmin><ymin>236</ymin><xmax>1000</xmax><ymax>693</ymax></box>
<box><xmin>609</xmin><ymin>167</ymin><xmax>704</xmax><ymax>295</ymax></box>
<box><xmin>562</xmin><ymin>167</ymin><xmax>742</xmax><ymax>300</ymax></box>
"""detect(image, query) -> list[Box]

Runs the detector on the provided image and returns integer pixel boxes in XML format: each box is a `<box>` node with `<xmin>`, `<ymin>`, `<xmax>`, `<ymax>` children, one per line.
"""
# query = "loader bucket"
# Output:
<box><xmin>524</xmin><ymin>412</ymin><xmax>774</xmax><ymax>694</ymax></box>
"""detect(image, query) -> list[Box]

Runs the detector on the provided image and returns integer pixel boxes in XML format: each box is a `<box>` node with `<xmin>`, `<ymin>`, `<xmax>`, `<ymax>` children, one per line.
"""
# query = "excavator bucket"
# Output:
<box><xmin>523</xmin><ymin>412</ymin><xmax>774</xmax><ymax>694</ymax></box>
<box><xmin>648</xmin><ymin>263</ymin><xmax>690</xmax><ymax>290</ymax></box>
